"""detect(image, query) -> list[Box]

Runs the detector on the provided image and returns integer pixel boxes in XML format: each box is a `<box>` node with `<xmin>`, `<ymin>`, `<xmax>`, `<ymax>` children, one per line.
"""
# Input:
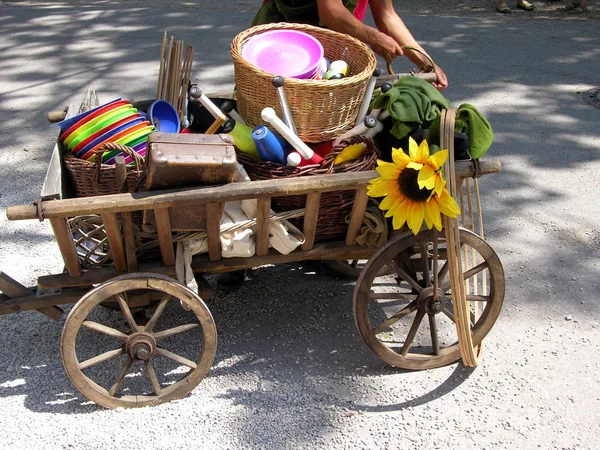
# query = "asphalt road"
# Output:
<box><xmin>0</xmin><ymin>2</ymin><xmax>599</xmax><ymax>449</ymax></box>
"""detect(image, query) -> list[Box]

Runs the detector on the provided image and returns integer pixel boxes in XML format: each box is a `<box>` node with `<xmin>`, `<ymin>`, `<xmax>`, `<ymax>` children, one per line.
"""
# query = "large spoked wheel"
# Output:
<box><xmin>61</xmin><ymin>273</ymin><xmax>217</xmax><ymax>409</ymax></box>
<box><xmin>354</xmin><ymin>228</ymin><xmax>504</xmax><ymax>370</ymax></box>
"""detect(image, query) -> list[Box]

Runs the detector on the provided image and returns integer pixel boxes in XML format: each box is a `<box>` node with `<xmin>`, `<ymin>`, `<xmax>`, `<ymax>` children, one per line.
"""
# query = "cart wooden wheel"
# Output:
<box><xmin>61</xmin><ymin>272</ymin><xmax>217</xmax><ymax>409</ymax></box>
<box><xmin>353</xmin><ymin>228</ymin><xmax>504</xmax><ymax>370</ymax></box>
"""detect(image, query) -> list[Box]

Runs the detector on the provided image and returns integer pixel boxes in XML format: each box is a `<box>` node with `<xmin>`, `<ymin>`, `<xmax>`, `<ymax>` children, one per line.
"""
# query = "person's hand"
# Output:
<box><xmin>370</xmin><ymin>30</ymin><xmax>404</xmax><ymax>64</ymax></box>
<box><xmin>432</xmin><ymin>63</ymin><xmax>448</xmax><ymax>90</ymax></box>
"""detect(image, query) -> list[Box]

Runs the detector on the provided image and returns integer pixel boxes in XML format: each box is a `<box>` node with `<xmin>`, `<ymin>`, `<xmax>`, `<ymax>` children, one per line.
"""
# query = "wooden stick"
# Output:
<box><xmin>157</xmin><ymin>31</ymin><xmax>167</xmax><ymax>99</ymax></box>
<box><xmin>162</xmin><ymin>35</ymin><xmax>174</xmax><ymax>102</ymax></box>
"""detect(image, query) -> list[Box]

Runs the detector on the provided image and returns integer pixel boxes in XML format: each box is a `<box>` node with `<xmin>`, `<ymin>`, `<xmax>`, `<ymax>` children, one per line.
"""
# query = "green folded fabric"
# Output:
<box><xmin>371</xmin><ymin>76</ymin><xmax>450</xmax><ymax>140</ymax></box>
<box><xmin>371</xmin><ymin>76</ymin><xmax>493</xmax><ymax>159</ymax></box>
<box><xmin>454</xmin><ymin>103</ymin><xmax>493</xmax><ymax>159</ymax></box>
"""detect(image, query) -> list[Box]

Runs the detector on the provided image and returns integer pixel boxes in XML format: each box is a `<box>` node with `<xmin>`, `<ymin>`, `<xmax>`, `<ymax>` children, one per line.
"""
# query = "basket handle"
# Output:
<box><xmin>93</xmin><ymin>142</ymin><xmax>146</xmax><ymax>186</ymax></box>
<box><xmin>386</xmin><ymin>45</ymin><xmax>436</xmax><ymax>76</ymax></box>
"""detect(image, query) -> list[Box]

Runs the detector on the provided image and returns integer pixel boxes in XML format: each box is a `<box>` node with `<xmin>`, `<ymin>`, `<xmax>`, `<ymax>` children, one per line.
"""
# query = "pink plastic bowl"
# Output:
<box><xmin>242</xmin><ymin>29</ymin><xmax>324</xmax><ymax>79</ymax></box>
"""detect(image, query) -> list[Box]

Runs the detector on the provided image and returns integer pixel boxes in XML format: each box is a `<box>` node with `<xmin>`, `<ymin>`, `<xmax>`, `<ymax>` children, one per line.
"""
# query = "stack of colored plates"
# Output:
<box><xmin>59</xmin><ymin>98</ymin><xmax>154</xmax><ymax>165</ymax></box>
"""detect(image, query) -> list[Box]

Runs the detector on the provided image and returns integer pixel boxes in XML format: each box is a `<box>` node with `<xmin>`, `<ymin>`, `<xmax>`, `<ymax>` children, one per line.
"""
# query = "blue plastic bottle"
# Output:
<box><xmin>252</xmin><ymin>125</ymin><xmax>288</xmax><ymax>165</ymax></box>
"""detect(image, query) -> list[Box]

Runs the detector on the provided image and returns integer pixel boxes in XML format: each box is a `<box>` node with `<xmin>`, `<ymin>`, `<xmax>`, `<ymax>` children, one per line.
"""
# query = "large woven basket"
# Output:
<box><xmin>236</xmin><ymin>136</ymin><xmax>380</xmax><ymax>242</ymax></box>
<box><xmin>231</xmin><ymin>23</ymin><xmax>377</xmax><ymax>143</ymax></box>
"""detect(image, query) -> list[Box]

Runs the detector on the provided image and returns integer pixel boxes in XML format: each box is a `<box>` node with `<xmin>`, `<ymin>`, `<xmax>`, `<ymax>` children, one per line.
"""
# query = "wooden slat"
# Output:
<box><xmin>49</xmin><ymin>217</ymin><xmax>82</xmax><ymax>278</ymax></box>
<box><xmin>301</xmin><ymin>192</ymin><xmax>321</xmax><ymax>251</ymax></box>
<box><xmin>40</xmin><ymin>144</ymin><xmax>62</xmax><ymax>200</ymax></box>
<box><xmin>36</xmin><ymin>241</ymin><xmax>373</xmax><ymax>290</ymax></box>
<box><xmin>0</xmin><ymin>272</ymin><xmax>63</xmax><ymax>320</ymax></box>
<box><xmin>101</xmin><ymin>213</ymin><xmax>127</xmax><ymax>272</ymax></box>
<box><xmin>345</xmin><ymin>187</ymin><xmax>369</xmax><ymax>246</ymax></box>
<box><xmin>153</xmin><ymin>207</ymin><xmax>175</xmax><ymax>267</ymax></box>
<box><xmin>205</xmin><ymin>202</ymin><xmax>222</xmax><ymax>262</ymax></box>
<box><xmin>0</xmin><ymin>287</ymin><xmax>88</xmax><ymax>316</ymax></box>
<box><xmin>8</xmin><ymin>161</ymin><xmax>502</xmax><ymax>222</ymax></box>
<box><xmin>121</xmin><ymin>212</ymin><xmax>137</xmax><ymax>272</ymax></box>
<box><xmin>255</xmin><ymin>197</ymin><xmax>271</xmax><ymax>257</ymax></box>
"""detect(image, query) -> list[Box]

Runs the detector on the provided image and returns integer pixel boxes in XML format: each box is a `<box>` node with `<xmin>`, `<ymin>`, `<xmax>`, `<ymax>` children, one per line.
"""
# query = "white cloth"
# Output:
<box><xmin>175</xmin><ymin>164</ymin><xmax>305</xmax><ymax>293</ymax></box>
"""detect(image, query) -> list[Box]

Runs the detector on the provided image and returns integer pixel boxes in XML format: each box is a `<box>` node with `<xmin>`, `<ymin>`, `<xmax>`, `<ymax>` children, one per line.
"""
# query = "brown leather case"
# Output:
<box><xmin>143</xmin><ymin>132</ymin><xmax>237</xmax><ymax>231</ymax></box>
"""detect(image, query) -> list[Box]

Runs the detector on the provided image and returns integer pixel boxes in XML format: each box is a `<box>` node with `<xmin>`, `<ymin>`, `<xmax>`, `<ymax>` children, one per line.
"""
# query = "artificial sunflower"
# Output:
<box><xmin>367</xmin><ymin>137</ymin><xmax>460</xmax><ymax>235</ymax></box>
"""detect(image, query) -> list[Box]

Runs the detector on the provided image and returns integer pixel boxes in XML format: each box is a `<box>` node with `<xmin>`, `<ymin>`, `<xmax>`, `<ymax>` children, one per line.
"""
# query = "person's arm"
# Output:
<box><xmin>368</xmin><ymin>0</ymin><xmax>448</xmax><ymax>89</ymax></box>
<box><xmin>316</xmin><ymin>0</ymin><xmax>403</xmax><ymax>64</ymax></box>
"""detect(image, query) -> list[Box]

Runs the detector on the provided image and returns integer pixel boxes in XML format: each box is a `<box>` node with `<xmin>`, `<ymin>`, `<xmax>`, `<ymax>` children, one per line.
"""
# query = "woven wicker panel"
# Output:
<box><xmin>237</xmin><ymin>136</ymin><xmax>380</xmax><ymax>242</ymax></box>
<box><xmin>63</xmin><ymin>143</ymin><xmax>145</xmax><ymax>198</ymax></box>
<box><xmin>231</xmin><ymin>23</ymin><xmax>377</xmax><ymax>143</ymax></box>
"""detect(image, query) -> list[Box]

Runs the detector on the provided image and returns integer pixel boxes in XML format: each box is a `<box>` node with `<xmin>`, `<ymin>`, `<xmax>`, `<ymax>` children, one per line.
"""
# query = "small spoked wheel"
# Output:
<box><xmin>61</xmin><ymin>273</ymin><xmax>217</xmax><ymax>409</ymax></box>
<box><xmin>353</xmin><ymin>228</ymin><xmax>505</xmax><ymax>370</ymax></box>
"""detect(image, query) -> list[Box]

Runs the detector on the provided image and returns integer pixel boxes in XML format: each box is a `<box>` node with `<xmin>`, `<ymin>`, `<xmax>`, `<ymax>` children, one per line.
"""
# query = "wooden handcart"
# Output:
<box><xmin>2</xmin><ymin>104</ymin><xmax>504</xmax><ymax>409</ymax></box>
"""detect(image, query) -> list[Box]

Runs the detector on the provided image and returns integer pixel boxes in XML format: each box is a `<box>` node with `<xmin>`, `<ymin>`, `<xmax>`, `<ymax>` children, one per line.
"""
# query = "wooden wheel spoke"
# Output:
<box><xmin>144</xmin><ymin>294</ymin><xmax>171</xmax><ymax>333</ymax></box>
<box><xmin>79</xmin><ymin>347</ymin><xmax>123</xmax><ymax>371</ymax></box>
<box><xmin>421</xmin><ymin>239</ymin><xmax>432</xmax><ymax>287</ymax></box>
<box><xmin>466</xmin><ymin>294</ymin><xmax>490</xmax><ymax>302</ymax></box>
<box><xmin>82</xmin><ymin>320</ymin><xmax>127</xmax><ymax>341</ymax></box>
<box><xmin>368</xmin><ymin>291</ymin><xmax>417</xmax><ymax>302</ymax></box>
<box><xmin>108</xmin><ymin>357</ymin><xmax>133</xmax><ymax>396</ymax></box>
<box><xmin>400</xmin><ymin>309</ymin><xmax>426</xmax><ymax>356</ymax></box>
<box><xmin>144</xmin><ymin>360</ymin><xmax>162</xmax><ymax>395</ymax></box>
<box><xmin>442</xmin><ymin>307</ymin><xmax>456</xmax><ymax>323</ymax></box>
<box><xmin>155</xmin><ymin>347</ymin><xmax>197</xmax><ymax>370</ymax></box>
<box><xmin>153</xmin><ymin>323</ymin><xmax>199</xmax><ymax>341</ymax></box>
<box><xmin>373</xmin><ymin>301</ymin><xmax>418</xmax><ymax>335</ymax></box>
<box><xmin>428</xmin><ymin>312</ymin><xmax>440</xmax><ymax>355</ymax></box>
<box><xmin>438</xmin><ymin>260</ymin><xmax>450</xmax><ymax>288</ymax></box>
<box><xmin>388</xmin><ymin>260</ymin><xmax>422</xmax><ymax>292</ymax></box>
<box><xmin>463</xmin><ymin>261</ymin><xmax>489</xmax><ymax>282</ymax></box>
<box><xmin>116</xmin><ymin>293</ymin><xmax>140</xmax><ymax>332</ymax></box>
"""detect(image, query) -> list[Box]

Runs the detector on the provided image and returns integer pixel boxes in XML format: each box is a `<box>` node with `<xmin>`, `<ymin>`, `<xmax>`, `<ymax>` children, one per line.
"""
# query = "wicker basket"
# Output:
<box><xmin>236</xmin><ymin>136</ymin><xmax>380</xmax><ymax>242</ymax></box>
<box><xmin>63</xmin><ymin>142</ymin><xmax>146</xmax><ymax>198</ymax></box>
<box><xmin>231</xmin><ymin>23</ymin><xmax>377</xmax><ymax>143</ymax></box>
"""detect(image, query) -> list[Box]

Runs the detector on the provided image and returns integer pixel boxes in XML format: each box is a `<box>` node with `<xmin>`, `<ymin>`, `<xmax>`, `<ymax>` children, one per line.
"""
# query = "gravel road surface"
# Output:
<box><xmin>0</xmin><ymin>1</ymin><xmax>599</xmax><ymax>449</ymax></box>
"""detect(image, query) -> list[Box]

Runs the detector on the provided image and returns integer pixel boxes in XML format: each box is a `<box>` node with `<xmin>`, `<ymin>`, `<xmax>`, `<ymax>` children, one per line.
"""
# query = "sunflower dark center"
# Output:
<box><xmin>398</xmin><ymin>168</ymin><xmax>432</xmax><ymax>202</ymax></box>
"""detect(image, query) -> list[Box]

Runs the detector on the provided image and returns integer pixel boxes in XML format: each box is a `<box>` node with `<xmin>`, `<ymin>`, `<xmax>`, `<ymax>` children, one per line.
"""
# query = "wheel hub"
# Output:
<box><xmin>416</xmin><ymin>286</ymin><xmax>446</xmax><ymax>314</ymax></box>
<box><xmin>125</xmin><ymin>332</ymin><xmax>157</xmax><ymax>361</ymax></box>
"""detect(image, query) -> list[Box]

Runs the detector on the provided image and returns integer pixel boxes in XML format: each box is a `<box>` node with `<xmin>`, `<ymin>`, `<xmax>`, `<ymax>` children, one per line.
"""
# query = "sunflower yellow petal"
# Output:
<box><xmin>407</xmin><ymin>161</ymin><xmax>423</xmax><ymax>170</ymax></box>
<box><xmin>391</xmin><ymin>148</ymin><xmax>411</xmax><ymax>168</ymax></box>
<box><xmin>407</xmin><ymin>201</ymin><xmax>425</xmax><ymax>235</ymax></box>
<box><xmin>376</xmin><ymin>160</ymin><xmax>399</xmax><ymax>169</ymax></box>
<box><xmin>392</xmin><ymin>199</ymin><xmax>409</xmax><ymax>230</ymax></box>
<box><xmin>379</xmin><ymin>191</ymin><xmax>405</xmax><ymax>210</ymax></box>
<box><xmin>423</xmin><ymin>200</ymin><xmax>434</xmax><ymax>229</ymax></box>
<box><xmin>416</xmin><ymin>139</ymin><xmax>430</xmax><ymax>162</ymax></box>
<box><xmin>408</xmin><ymin>137</ymin><xmax>419</xmax><ymax>160</ymax></box>
<box><xmin>384</xmin><ymin>200</ymin><xmax>400</xmax><ymax>218</ymax></box>
<box><xmin>368</xmin><ymin>180</ymin><xmax>399</xmax><ymax>198</ymax></box>
<box><xmin>434</xmin><ymin>174</ymin><xmax>446</xmax><ymax>196</ymax></box>
<box><xmin>430</xmin><ymin>149</ymin><xmax>448</xmax><ymax>170</ymax></box>
<box><xmin>437</xmin><ymin>190</ymin><xmax>461</xmax><ymax>217</ymax></box>
<box><xmin>376</xmin><ymin>164</ymin><xmax>401</xmax><ymax>179</ymax></box>
<box><xmin>417</xmin><ymin>165</ymin><xmax>436</xmax><ymax>190</ymax></box>
<box><xmin>427</xmin><ymin>199</ymin><xmax>443</xmax><ymax>231</ymax></box>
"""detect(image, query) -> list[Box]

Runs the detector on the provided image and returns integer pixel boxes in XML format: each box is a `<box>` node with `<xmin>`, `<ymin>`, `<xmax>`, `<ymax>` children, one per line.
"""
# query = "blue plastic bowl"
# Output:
<box><xmin>147</xmin><ymin>100</ymin><xmax>180</xmax><ymax>133</ymax></box>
